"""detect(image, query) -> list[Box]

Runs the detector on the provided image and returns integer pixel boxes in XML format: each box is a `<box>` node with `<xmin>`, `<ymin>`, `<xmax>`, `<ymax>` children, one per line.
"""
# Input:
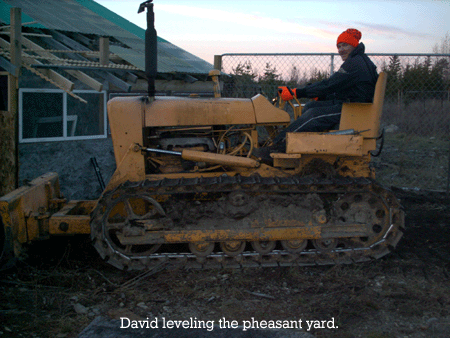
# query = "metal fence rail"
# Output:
<box><xmin>219</xmin><ymin>53</ymin><xmax>450</xmax><ymax>191</ymax></box>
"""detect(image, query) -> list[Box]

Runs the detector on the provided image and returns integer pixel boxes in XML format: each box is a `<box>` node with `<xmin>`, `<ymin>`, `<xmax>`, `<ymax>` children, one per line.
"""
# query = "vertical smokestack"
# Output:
<box><xmin>138</xmin><ymin>1</ymin><xmax>157</xmax><ymax>98</ymax></box>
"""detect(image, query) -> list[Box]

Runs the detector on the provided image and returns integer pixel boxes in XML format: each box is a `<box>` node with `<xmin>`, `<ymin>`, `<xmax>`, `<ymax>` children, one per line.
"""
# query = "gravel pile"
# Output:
<box><xmin>19</xmin><ymin>137</ymin><xmax>116</xmax><ymax>200</ymax></box>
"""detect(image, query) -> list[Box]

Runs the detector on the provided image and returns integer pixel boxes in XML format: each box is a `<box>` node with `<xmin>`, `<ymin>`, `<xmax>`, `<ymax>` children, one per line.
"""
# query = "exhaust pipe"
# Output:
<box><xmin>138</xmin><ymin>1</ymin><xmax>157</xmax><ymax>98</ymax></box>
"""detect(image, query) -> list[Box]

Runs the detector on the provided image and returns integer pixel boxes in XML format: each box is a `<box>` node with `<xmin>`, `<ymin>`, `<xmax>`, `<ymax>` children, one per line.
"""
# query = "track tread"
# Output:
<box><xmin>90</xmin><ymin>174</ymin><xmax>404</xmax><ymax>270</ymax></box>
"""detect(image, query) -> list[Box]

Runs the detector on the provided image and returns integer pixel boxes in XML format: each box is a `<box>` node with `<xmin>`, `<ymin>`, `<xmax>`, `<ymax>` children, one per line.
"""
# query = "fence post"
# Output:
<box><xmin>1</xmin><ymin>8</ymin><xmax>21</xmax><ymax>195</ymax></box>
<box><xmin>214</xmin><ymin>55</ymin><xmax>222</xmax><ymax>71</ymax></box>
<box><xmin>330</xmin><ymin>54</ymin><xmax>334</xmax><ymax>75</ymax></box>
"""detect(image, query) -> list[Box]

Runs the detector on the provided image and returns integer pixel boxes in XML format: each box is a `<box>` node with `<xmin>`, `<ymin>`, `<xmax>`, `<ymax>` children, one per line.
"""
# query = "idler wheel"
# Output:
<box><xmin>102</xmin><ymin>194</ymin><xmax>164</xmax><ymax>257</ymax></box>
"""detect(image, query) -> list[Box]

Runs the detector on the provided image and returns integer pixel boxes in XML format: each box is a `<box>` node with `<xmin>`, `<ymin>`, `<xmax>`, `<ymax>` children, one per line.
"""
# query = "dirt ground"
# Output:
<box><xmin>1</xmin><ymin>188</ymin><xmax>450</xmax><ymax>338</ymax></box>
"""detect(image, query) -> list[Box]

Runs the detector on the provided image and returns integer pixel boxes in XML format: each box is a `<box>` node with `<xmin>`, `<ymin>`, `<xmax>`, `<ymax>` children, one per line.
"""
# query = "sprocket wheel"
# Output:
<box><xmin>333</xmin><ymin>192</ymin><xmax>391</xmax><ymax>249</ymax></box>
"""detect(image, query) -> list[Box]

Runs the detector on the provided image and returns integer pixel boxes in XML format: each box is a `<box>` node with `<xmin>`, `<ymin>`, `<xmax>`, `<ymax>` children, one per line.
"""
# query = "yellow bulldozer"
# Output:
<box><xmin>0</xmin><ymin>1</ymin><xmax>404</xmax><ymax>271</ymax></box>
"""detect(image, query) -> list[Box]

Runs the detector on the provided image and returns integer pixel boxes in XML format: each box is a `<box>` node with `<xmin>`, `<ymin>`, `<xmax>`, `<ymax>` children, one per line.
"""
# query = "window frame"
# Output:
<box><xmin>19</xmin><ymin>88</ymin><xmax>107</xmax><ymax>143</ymax></box>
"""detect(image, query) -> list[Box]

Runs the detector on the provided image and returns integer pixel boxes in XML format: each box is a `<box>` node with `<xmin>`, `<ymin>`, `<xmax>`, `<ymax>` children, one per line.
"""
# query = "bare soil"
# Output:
<box><xmin>1</xmin><ymin>189</ymin><xmax>450</xmax><ymax>338</ymax></box>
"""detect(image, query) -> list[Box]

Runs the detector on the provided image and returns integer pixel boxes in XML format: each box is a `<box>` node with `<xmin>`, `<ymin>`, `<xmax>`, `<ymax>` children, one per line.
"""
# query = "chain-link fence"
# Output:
<box><xmin>219</xmin><ymin>53</ymin><xmax>450</xmax><ymax>191</ymax></box>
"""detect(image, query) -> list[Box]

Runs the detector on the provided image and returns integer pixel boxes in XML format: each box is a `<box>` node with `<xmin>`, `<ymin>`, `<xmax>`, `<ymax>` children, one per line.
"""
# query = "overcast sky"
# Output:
<box><xmin>96</xmin><ymin>0</ymin><xmax>450</xmax><ymax>64</ymax></box>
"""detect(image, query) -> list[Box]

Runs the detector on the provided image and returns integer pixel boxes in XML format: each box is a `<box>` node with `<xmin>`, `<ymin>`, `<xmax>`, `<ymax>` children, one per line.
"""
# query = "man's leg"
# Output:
<box><xmin>273</xmin><ymin>101</ymin><xmax>343</xmax><ymax>145</ymax></box>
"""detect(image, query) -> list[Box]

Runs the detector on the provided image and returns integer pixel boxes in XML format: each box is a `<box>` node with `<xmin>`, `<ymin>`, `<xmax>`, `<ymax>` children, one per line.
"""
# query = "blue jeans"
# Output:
<box><xmin>273</xmin><ymin>100</ymin><xmax>343</xmax><ymax>145</ymax></box>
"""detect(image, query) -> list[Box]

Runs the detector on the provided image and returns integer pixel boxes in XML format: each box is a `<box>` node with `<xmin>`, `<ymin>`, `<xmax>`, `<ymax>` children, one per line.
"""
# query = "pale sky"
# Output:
<box><xmin>96</xmin><ymin>0</ymin><xmax>450</xmax><ymax>64</ymax></box>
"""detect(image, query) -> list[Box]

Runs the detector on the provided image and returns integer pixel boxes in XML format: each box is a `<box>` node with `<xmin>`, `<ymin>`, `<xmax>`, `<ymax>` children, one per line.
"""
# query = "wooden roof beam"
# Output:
<box><xmin>0</xmin><ymin>37</ymin><xmax>74</xmax><ymax>92</ymax></box>
<box><xmin>50</xmin><ymin>31</ymin><xmax>132</xmax><ymax>92</ymax></box>
<box><xmin>0</xmin><ymin>55</ymin><xmax>17</xmax><ymax>75</ymax></box>
<box><xmin>21</xmin><ymin>36</ymin><xmax>103</xmax><ymax>92</ymax></box>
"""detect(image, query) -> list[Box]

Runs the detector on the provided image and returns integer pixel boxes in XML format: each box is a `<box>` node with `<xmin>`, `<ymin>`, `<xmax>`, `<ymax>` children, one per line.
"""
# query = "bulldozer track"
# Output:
<box><xmin>90</xmin><ymin>175</ymin><xmax>405</xmax><ymax>271</ymax></box>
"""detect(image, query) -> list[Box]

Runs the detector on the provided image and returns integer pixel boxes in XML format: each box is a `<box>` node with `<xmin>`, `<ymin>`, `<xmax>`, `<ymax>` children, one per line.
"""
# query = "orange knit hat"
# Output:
<box><xmin>337</xmin><ymin>28</ymin><xmax>362</xmax><ymax>47</ymax></box>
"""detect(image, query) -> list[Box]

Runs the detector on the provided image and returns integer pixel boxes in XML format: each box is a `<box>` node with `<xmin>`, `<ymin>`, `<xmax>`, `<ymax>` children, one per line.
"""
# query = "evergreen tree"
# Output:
<box><xmin>431</xmin><ymin>32</ymin><xmax>450</xmax><ymax>96</ymax></box>
<box><xmin>384</xmin><ymin>55</ymin><xmax>402</xmax><ymax>99</ymax></box>
<box><xmin>286</xmin><ymin>66</ymin><xmax>300</xmax><ymax>88</ymax></box>
<box><xmin>430</xmin><ymin>58</ymin><xmax>449</xmax><ymax>98</ymax></box>
<box><xmin>258</xmin><ymin>63</ymin><xmax>283</xmax><ymax>97</ymax></box>
<box><xmin>401</xmin><ymin>56</ymin><xmax>448</xmax><ymax>102</ymax></box>
<box><xmin>308</xmin><ymin>67</ymin><xmax>329</xmax><ymax>83</ymax></box>
<box><xmin>225</xmin><ymin>61</ymin><xmax>259</xmax><ymax>98</ymax></box>
<box><xmin>233</xmin><ymin>61</ymin><xmax>257</xmax><ymax>79</ymax></box>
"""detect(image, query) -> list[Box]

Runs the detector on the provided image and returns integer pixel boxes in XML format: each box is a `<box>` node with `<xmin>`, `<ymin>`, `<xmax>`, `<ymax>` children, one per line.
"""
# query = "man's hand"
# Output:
<box><xmin>278</xmin><ymin>86</ymin><xmax>296</xmax><ymax>101</ymax></box>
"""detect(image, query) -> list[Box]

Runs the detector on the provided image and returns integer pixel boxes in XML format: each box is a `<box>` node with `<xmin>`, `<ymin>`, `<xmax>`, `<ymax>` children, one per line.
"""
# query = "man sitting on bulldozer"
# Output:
<box><xmin>255</xmin><ymin>28</ymin><xmax>378</xmax><ymax>159</ymax></box>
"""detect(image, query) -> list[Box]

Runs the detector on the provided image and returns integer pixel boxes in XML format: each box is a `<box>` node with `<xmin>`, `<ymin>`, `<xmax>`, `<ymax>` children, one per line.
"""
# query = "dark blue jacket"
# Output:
<box><xmin>296</xmin><ymin>43</ymin><xmax>378</xmax><ymax>102</ymax></box>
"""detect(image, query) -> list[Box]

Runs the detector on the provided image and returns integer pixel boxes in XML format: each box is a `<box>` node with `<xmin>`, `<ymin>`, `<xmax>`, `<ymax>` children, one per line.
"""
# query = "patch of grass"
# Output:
<box><xmin>373</xmin><ymin>132</ymin><xmax>449</xmax><ymax>190</ymax></box>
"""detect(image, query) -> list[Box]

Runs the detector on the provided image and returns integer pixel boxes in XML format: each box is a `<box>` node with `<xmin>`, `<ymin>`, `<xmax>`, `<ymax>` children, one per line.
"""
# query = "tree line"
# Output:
<box><xmin>223</xmin><ymin>55</ymin><xmax>450</xmax><ymax>102</ymax></box>
<box><xmin>382</xmin><ymin>55</ymin><xmax>449</xmax><ymax>101</ymax></box>
<box><xmin>223</xmin><ymin>61</ymin><xmax>330</xmax><ymax>98</ymax></box>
